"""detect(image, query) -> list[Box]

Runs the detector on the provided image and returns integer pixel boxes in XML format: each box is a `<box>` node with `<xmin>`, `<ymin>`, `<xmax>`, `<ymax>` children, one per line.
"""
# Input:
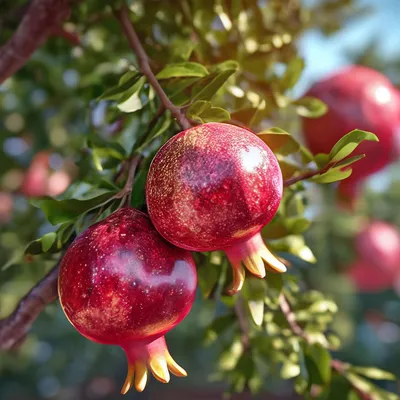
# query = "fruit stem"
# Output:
<box><xmin>114</xmin><ymin>5</ymin><xmax>192</xmax><ymax>131</ymax></box>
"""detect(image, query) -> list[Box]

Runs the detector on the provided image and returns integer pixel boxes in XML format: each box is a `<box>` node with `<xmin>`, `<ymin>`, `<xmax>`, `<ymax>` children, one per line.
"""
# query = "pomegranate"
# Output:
<box><xmin>347</xmin><ymin>259</ymin><xmax>394</xmax><ymax>293</ymax></box>
<box><xmin>146</xmin><ymin>122</ymin><xmax>286</xmax><ymax>295</ymax></box>
<box><xmin>58</xmin><ymin>208</ymin><xmax>197</xmax><ymax>393</ymax></box>
<box><xmin>302</xmin><ymin>65</ymin><xmax>400</xmax><ymax>200</ymax></box>
<box><xmin>355</xmin><ymin>221</ymin><xmax>400</xmax><ymax>272</ymax></box>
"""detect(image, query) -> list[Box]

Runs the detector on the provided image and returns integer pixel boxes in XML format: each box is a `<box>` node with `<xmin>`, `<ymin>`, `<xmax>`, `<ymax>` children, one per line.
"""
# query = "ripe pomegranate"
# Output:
<box><xmin>347</xmin><ymin>259</ymin><xmax>394</xmax><ymax>293</ymax></box>
<box><xmin>355</xmin><ymin>221</ymin><xmax>400</xmax><ymax>272</ymax></box>
<box><xmin>146</xmin><ymin>122</ymin><xmax>286</xmax><ymax>295</ymax></box>
<box><xmin>58</xmin><ymin>208</ymin><xmax>197</xmax><ymax>393</ymax></box>
<box><xmin>302</xmin><ymin>65</ymin><xmax>400</xmax><ymax>201</ymax></box>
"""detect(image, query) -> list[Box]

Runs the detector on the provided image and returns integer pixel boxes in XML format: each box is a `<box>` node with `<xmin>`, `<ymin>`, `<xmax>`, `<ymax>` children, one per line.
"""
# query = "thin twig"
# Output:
<box><xmin>283</xmin><ymin>163</ymin><xmax>332</xmax><ymax>187</ymax></box>
<box><xmin>0</xmin><ymin>258</ymin><xmax>62</xmax><ymax>350</ymax></box>
<box><xmin>0</xmin><ymin>0</ymin><xmax>73</xmax><ymax>83</ymax></box>
<box><xmin>114</xmin><ymin>5</ymin><xmax>192</xmax><ymax>131</ymax></box>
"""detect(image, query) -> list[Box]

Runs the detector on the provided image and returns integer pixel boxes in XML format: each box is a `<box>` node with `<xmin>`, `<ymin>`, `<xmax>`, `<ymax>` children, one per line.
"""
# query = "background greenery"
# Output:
<box><xmin>1</xmin><ymin>1</ymin><xmax>400</xmax><ymax>399</ymax></box>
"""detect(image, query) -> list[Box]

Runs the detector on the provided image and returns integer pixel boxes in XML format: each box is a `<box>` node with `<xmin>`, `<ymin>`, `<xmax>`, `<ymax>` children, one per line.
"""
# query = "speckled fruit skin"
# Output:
<box><xmin>302</xmin><ymin>65</ymin><xmax>400</xmax><ymax>200</ymax></box>
<box><xmin>58</xmin><ymin>207</ymin><xmax>197</xmax><ymax>393</ymax></box>
<box><xmin>146</xmin><ymin>122</ymin><xmax>286</xmax><ymax>294</ymax></box>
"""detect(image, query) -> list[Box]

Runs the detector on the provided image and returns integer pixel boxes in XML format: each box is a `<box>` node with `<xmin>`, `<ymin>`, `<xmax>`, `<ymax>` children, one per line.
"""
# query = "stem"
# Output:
<box><xmin>283</xmin><ymin>164</ymin><xmax>332</xmax><ymax>187</ymax></box>
<box><xmin>114</xmin><ymin>5</ymin><xmax>191</xmax><ymax>131</ymax></box>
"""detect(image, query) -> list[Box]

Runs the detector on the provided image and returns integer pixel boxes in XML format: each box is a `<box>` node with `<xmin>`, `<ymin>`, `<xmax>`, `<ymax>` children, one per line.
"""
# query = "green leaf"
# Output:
<box><xmin>1</xmin><ymin>248</ymin><xmax>25</xmax><ymax>271</ymax></box>
<box><xmin>31</xmin><ymin>189</ymin><xmax>117</xmax><ymax>225</ymax></box>
<box><xmin>210</xmin><ymin>60</ymin><xmax>240</xmax><ymax>72</ymax></box>
<box><xmin>243</xmin><ymin>278</ymin><xmax>266</xmax><ymax>326</ymax></box>
<box><xmin>156</xmin><ymin>62</ymin><xmax>209</xmax><ymax>79</ymax></box>
<box><xmin>281</xmin><ymin>362</ymin><xmax>301</xmax><ymax>379</ymax></box>
<box><xmin>314</xmin><ymin>153</ymin><xmax>330</xmax><ymax>169</ymax></box>
<box><xmin>258</xmin><ymin>127</ymin><xmax>300</xmax><ymax>155</ymax></box>
<box><xmin>280</xmin><ymin>57</ymin><xmax>305</xmax><ymax>91</ymax></box>
<box><xmin>199</xmin><ymin>107</ymin><xmax>231</xmax><ymax>123</ymax></box>
<box><xmin>349</xmin><ymin>366</ymin><xmax>396</xmax><ymax>381</ymax></box>
<box><xmin>294</xmin><ymin>96</ymin><xmax>328</xmax><ymax>118</ymax></box>
<box><xmin>334</xmin><ymin>154</ymin><xmax>366</xmax><ymax>168</ymax></box>
<box><xmin>304</xmin><ymin>343</ymin><xmax>332</xmax><ymax>384</ymax></box>
<box><xmin>41</xmin><ymin>232</ymin><xmax>57</xmax><ymax>253</ymax></box>
<box><xmin>98</xmin><ymin>72</ymin><xmax>140</xmax><ymax>100</ymax></box>
<box><xmin>308</xmin><ymin>299</ymin><xmax>338</xmax><ymax>314</ymax></box>
<box><xmin>329</xmin><ymin>129</ymin><xmax>379</xmax><ymax>163</ymax></box>
<box><xmin>186</xmin><ymin>100</ymin><xmax>212</xmax><ymax>116</ymax></box>
<box><xmin>197</xmin><ymin>258</ymin><xmax>222</xmax><ymax>298</ymax></box>
<box><xmin>311</xmin><ymin>167</ymin><xmax>353</xmax><ymax>184</ymax></box>
<box><xmin>117</xmin><ymin>76</ymin><xmax>146</xmax><ymax>113</ymax></box>
<box><xmin>186</xmin><ymin>100</ymin><xmax>230</xmax><ymax>123</ymax></box>
<box><xmin>192</xmin><ymin>69</ymin><xmax>237</xmax><ymax>102</ymax></box>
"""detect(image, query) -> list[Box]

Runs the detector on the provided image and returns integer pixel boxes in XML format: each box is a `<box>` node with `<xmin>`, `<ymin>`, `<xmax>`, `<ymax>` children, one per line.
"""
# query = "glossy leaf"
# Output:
<box><xmin>294</xmin><ymin>96</ymin><xmax>328</xmax><ymax>118</ymax></box>
<box><xmin>156</xmin><ymin>62</ymin><xmax>209</xmax><ymax>79</ymax></box>
<box><xmin>329</xmin><ymin>129</ymin><xmax>379</xmax><ymax>163</ymax></box>
<box><xmin>31</xmin><ymin>190</ymin><xmax>117</xmax><ymax>225</ymax></box>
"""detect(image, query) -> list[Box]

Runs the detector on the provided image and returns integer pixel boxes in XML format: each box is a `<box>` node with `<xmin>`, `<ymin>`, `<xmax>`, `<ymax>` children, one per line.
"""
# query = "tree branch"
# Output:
<box><xmin>283</xmin><ymin>163</ymin><xmax>332</xmax><ymax>187</ymax></box>
<box><xmin>0</xmin><ymin>0</ymin><xmax>72</xmax><ymax>84</ymax></box>
<box><xmin>114</xmin><ymin>5</ymin><xmax>192</xmax><ymax>131</ymax></box>
<box><xmin>0</xmin><ymin>260</ymin><xmax>61</xmax><ymax>350</ymax></box>
<box><xmin>279</xmin><ymin>294</ymin><xmax>375</xmax><ymax>400</ymax></box>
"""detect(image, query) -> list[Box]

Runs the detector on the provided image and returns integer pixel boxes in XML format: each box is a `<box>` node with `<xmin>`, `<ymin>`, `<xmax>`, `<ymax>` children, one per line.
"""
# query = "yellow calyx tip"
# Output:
<box><xmin>149</xmin><ymin>356</ymin><xmax>170</xmax><ymax>383</ymax></box>
<box><xmin>260</xmin><ymin>247</ymin><xmax>287</xmax><ymax>273</ymax></box>
<box><xmin>121</xmin><ymin>338</ymin><xmax>188</xmax><ymax>393</ymax></box>
<box><xmin>121</xmin><ymin>361</ymin><xmax>148</xmax><ymax>394</ymax></box>
<box><xmin>121</xmin><ymin>363</ymin><xmax>135</xmax><ymax>395</ymax></box>
<box><xmin>227</xmin><ymin>264</ymin><xmax>245</xmax><ymax>295</ymax></box>
<box><xmin>166</xmin><ymin>350</ymin><xmax>187</xmax><ymax>377</ymax></box>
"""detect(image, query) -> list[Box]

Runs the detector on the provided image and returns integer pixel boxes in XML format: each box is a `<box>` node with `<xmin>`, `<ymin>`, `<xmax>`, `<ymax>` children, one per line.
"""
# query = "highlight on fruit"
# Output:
<box><xmin>58</xmin><ymin>208</ymin><xmax>197</xmax><ymax>393</ymax></box>
<box><xmin>146</xmin><ymin>122</ymin><xmax>287</xmax><ymax>295</ymax></box>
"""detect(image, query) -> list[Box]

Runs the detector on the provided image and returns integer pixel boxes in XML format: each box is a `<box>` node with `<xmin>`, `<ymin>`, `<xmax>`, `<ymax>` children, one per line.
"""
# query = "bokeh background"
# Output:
<box><xmin>1</xmin><ymin>0</ymin><xmax>400</xmax><ymax>399</ymax></box>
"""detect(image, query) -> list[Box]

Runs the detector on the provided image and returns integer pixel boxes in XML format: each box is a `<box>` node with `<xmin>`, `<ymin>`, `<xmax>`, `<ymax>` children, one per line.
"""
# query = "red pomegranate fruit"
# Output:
<box><xmin>355</xmin><ymin>220</ymin><xmax>400</xmax><ymax>272</ymax></box>
<box><xmin>58</xmin><ymin>208</ymin><xmax>197</xmax><ymax>393</ymax></box>
<box><xmin>347</xmin><ymin>259</ymin><xmax>394</xmax><ymax>293</ymax></box>
<box><xmin>302</xmin><ymin>65</ymin><xmax>400</xmax><ymax>201</ymax></box>
<box><xmin>146</xmin><ymin>122</ymin><xmax>286</xmax><ymax>295</ymax></box>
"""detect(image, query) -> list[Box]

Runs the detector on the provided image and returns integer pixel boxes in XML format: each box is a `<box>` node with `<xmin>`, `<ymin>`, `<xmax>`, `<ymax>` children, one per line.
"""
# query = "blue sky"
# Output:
<box><xmin>297</xmin><ymin>0</ymin><xmax>400</xmax><ymax>94</ymax></box>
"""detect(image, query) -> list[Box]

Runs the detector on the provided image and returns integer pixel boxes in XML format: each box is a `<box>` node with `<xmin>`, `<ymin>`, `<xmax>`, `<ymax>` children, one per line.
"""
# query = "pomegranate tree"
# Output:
<box><xmin>146</xmin><ymin>122</ymin><xmax>286</xmax><ymax>294</ymax></box>
<box><xmin>58</xmin><ymin>208</ymin><xmax>197</xmax><ymax>393</ymax></box>
<box><xmin>302</xmin><ymin>65</ymin><xmax>400</xmax><ymax>200</ymax></box>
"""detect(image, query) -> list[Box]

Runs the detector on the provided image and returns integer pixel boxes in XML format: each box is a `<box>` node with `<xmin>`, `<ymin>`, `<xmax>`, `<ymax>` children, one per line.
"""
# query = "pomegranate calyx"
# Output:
<box><xmin>224</xmin><ymin>233</ymin><xmax>286</xmax><ymax>294</ymax></box>
<box><xmin>121</xmin><ymin>336</ymin><xmax>186</xmax><ymax>394</ymax></box>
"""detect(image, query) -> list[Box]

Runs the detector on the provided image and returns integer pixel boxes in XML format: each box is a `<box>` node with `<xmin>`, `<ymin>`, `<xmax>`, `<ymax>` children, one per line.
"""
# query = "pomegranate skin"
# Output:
<box><xmin>146</xmin><ymin>122</ymin><xmax>286</xmax><ymax>294</ymax></box>
<box><xmin>302</xmin><ymin>66</ymin><xmax>400</xmax><ymax>199</ymax></box>
<box><xmin>58</xmin><ymin>207</ymin><xmax>197</xmax><ymax>392</ymax></box>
